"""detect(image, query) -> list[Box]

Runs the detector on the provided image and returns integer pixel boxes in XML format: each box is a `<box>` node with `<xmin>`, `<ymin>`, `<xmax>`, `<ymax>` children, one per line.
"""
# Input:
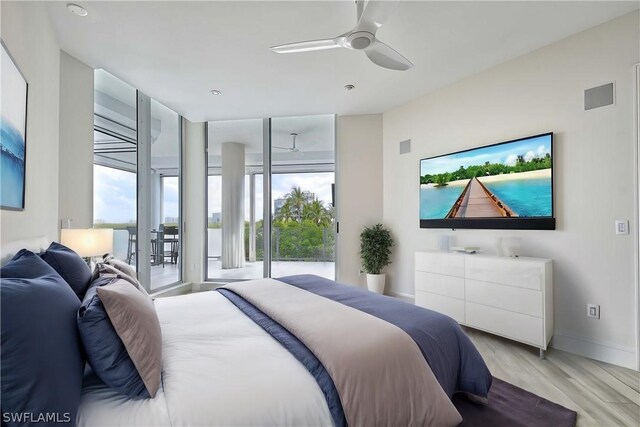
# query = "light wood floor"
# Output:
<box><xmin>464</xmin><ymin>327</ymin><xmax>640</xmax><ymax>426</ymax></box>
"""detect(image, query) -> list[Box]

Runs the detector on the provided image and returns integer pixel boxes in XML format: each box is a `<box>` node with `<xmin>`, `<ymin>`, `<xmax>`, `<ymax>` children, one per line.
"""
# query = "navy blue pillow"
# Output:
<box><xmin>77</xmin><ymin>276</ymin><xmax>149</xmax><ymax>399</ymax></box>
<box><xmin>39</xmin><ymin>242</ymin><xmax>92</xmax><ymax>300</ymax></box>
<box><xmin>0</xmin><ymin>250</ymin><xmax>84</xmax><ymax>426</ymax></box>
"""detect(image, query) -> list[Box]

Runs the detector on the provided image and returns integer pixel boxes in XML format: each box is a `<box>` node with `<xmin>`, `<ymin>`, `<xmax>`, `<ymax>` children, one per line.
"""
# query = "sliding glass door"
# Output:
<box><xmin>270</xmin><ymin>115</ymin><xmax>335</xmax><ymax>280</ymax></box>
<box><xmin>149</xmin><ymin>99</ymin><xmax>182</xmax><ymax>289</ymax></box>
<box><xmin>205</xmin><ymin>114</ymin><xmax>335</xmax><ymax>282</ymax></box>
<box><xmin>93</xmin><ymin>70</ymin><xmax>183</xmax><ymax>291</ymax></box>
<box><xmin>93</xmin><ymin>70</ymin><xmax>138</xmax><ymax>265</ymax></box>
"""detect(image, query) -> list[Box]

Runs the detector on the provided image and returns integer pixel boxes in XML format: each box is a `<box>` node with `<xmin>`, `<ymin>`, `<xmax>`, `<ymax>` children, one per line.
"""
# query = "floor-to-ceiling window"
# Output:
<box><xmin>270</xmin><ymin>115</ymin><xmax>335</xmax><ymax>280</ymax></box>
<box><xmin>93</xmin><ymin>70</ymin><xmax>183</xmax><ymax>291</ymax></box>
<box><xmin>206</xmin><ymin>119</ymin><xmax>265</xmax><ymax>280</ymax></box>
<box><xmin>205</xmin><ymin>114</ymin><xmax>335</xmax><ymax>282</ymax></box>
<box><xmin>93</xmin><ymin>69</ymin><xmax>138</xmax><ymax>266</ymax></box>
<box><xmin>150</xmin><ymin>98</ymin><xmax>182</xmax><ymax>288</ymax></box>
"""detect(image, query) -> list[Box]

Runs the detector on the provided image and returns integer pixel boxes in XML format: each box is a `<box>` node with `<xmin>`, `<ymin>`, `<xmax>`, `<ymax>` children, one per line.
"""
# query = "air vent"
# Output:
<box><xmin>585</xmin><ymin>83</ymin><xmax>614</xmax><ymax>110</ymax></box>
<box><xmin>399</xmin><ymin>139</ymin><xmax>411</xmax><ymax>155</ymax></box>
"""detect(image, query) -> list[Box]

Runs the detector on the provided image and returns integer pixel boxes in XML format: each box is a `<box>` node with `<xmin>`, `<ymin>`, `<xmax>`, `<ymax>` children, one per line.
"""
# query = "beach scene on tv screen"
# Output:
<box><xmin>420</xmin><ymin>135</ymin><xmax>552</xmax><ymax>220</ymax></box>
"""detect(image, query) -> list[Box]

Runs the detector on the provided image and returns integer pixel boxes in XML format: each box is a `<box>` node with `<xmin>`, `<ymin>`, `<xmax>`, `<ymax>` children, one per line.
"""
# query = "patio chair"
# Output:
<box><xmin>161</xmin><ymin>225</ymin><xmax>179</xmax><ymax>264</ymax></box>
<box><xmin>126</xmin><ymin>226</ymin><xmax>137</xmax><ymax>264</ymax></box>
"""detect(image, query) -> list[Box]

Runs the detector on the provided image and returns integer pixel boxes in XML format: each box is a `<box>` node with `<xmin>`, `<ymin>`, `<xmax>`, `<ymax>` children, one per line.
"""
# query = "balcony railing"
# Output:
<box><xmin>272</xmin><ymin>226</ymin><xmax>334</xmax><ymax>262</ymax></box>
<box><xmin>206</xmin><ymin>222</ymin><xmax>335</xmax><ymax>263</ymax></box>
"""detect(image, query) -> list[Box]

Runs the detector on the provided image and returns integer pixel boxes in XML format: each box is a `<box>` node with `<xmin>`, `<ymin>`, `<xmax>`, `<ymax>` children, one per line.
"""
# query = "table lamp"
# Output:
<box><xmin>61</xmin><ymin>228</ymin><xmax>114</xmax><ymax>262</ymax></box>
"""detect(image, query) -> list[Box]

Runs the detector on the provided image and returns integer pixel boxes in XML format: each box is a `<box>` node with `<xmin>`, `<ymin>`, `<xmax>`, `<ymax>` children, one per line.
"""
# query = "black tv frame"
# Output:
<box><xmin>419</xmin><ymin>132</ymin><xmax>555</xmax><ymax>230</ymax></box>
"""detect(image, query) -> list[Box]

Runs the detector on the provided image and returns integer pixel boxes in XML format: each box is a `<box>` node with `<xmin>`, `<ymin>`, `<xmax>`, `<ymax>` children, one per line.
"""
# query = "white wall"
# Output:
<box><xmin>336</xmin><ymin>114</ymin><xmax>384</xmax><ymax>287</ymax></box>
<box><xmin>59</xmin><ymin>51</ymin><xmax>93</xmax><ymax>229</ymax></box>
<box><xmin>383</xmin><ymin>11</ymin><xmax>640</xmax><ymax>368</ymax></box>
<box><xmin>0</xmin><ymin>2</ymin><xmax>60</xmax><ymax>245</ymax></box>
<box><xmin>183</xmin><ymin>119</ymin><xmax>206</xmax><ymax>285</ymax></box>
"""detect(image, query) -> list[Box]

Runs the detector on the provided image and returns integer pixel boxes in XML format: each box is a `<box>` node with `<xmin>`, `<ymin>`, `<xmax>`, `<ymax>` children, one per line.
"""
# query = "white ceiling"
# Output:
<box><xmin>47</xmin><ymin>1</ymin><xmax>638</xmax><ymax>122</ymax></box>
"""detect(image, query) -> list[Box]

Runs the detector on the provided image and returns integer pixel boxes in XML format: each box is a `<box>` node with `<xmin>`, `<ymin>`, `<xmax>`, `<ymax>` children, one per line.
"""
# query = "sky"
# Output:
<box><xmin>94</xmin><ymin>165</ymin><xmax>334</xmax><ymax>223</ymax></box>
<box><xmin>94</xmin><ymin>165</ymin><xmax>136</xmax><ymax>223</ymax></box>
<box><xmin>420</xmin><ymin>134</ymin><xmax>552</xmax><ymax>176</ymax></box>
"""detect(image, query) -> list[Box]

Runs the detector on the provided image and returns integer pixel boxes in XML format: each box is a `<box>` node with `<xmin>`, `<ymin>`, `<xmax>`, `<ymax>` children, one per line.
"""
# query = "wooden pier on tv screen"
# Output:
<box><xmin>445</xmin><ymin>177</ymin><xmax>517</xmax><ymax>218</ymax></box>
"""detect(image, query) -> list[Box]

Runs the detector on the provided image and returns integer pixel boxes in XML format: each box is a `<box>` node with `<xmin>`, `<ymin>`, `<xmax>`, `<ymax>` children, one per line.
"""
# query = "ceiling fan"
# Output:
<box><xmin>273</xmin><ymin>133</ymin><xmax>301</xmax><ymax>153</ymax></box>
<box><xmin>270</xmin><ymin>0</ymin><xmax>412</xmax><ymax>71</ymax></box>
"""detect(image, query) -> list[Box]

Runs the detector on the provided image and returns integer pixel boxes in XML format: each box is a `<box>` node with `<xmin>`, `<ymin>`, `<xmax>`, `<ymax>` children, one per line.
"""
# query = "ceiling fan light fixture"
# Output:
<box><xmin>345</xmin><ymin>31</ymin><xmax>374</xmax><ymax>50</ymax></box>
<box><xmin>273</xmin><ymin>132</ymin><xmax>302</xmax><ymax>152</ymax></box>
<box><xmin>268</xmin><ymin>0</ymin><xmax>412</xmax><ymax>71</ymax></box>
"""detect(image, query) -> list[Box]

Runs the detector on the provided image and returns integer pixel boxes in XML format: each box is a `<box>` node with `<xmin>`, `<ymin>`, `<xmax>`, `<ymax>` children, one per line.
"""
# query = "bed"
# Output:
<box><xmin>77</xmin><ymin>275</ymin><xmax>492</xmax><ymax>426</ymax></box>
<box><xmin>1</xmin><ymin>238</ymin><xmax>492</xmax><ymax>427</ymax></box>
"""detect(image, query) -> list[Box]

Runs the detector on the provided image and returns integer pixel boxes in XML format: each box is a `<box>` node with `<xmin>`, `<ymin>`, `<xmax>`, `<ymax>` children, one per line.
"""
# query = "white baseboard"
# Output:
<box><xmin>386</xmin><ymin>291</ymin><xmax>415</xmax><ymax>303</ymax></box>
<box><xmin>194</xmin><ymin>282</ymin><xmax>225</xmax><ymax>292</ymax></box>
<box><xmin>150</xmin><ymin>282</ymin><xmax>192</xmax><ymax>298</ymax></box>
<box><xmin>551</xmin><ymin>332</ymin><xmax>637</xmax><ymax>370</ymax></box>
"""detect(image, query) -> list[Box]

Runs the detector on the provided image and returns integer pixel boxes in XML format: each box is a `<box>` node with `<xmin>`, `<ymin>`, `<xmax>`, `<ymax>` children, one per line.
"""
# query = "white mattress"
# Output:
<box><xmin>77</xmin><ymin>291</ymin><xmax>333</xmax><ymax>426</ymax></box>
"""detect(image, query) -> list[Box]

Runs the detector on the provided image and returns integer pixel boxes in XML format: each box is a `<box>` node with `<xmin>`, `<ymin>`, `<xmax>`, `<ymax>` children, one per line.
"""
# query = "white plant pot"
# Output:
<box><xmin>366</xmin><ymin>274</ymin><xmax>386</xmax><ymax>294</ymax></box>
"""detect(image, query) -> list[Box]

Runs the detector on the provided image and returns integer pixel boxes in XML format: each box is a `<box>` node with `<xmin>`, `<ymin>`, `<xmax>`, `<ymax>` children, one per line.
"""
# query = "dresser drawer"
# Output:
<box><xmin>415</xmin><ymin>252</ymin><xmax>464</xmax><ymax>277</ymax></box>
<box><xmin>466</xmin><ymin>302</ymin><xmax>543</xmax><ymax>347</ymax></box>
<box><xmin>466</xmin><ymin>279</ymin><xmax>542</xmax><ymax>318</ymax></box>
<box><xmin>415</xmin><ymin>271</ymin><xmax>464</xmax><ymax>299</ymax></box>
<box><xmin>465</xmin><ymin>256</ymin><xmax>543</xmax><ymax>291</ymax></box>
<box><xmin>415</xmin><ymin>291</ymin><xmax>465</xmax><ymax>323</ymax></box>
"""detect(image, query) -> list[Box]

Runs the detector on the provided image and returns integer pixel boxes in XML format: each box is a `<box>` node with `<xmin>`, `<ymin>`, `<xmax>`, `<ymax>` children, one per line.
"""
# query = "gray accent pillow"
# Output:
<box><xmin>105</xmin><ymin>257</ymin><xmax>138</xmax><ymax>281</ymax></box>
<box><xmin>95</xmin><ymin>262</ymin><xmax>149</xmax><ymax>296</ymax></box>
<box><xmin>96</xmin><ymin>280</ymin><xmax>162</xmax><ymax>397</ymax></box>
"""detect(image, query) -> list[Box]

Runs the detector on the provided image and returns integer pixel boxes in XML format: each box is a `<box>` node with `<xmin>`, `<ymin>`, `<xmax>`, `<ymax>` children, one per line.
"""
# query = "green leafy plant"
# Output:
<box><xmin>434</xmin><ymin>174</ymin><xmax>449</xmax><ymax>187</ymax></box>
<box><xmin>359</xmin><ymin>224</ymin><xmax>394</xmax><ymax>275</ymax></box>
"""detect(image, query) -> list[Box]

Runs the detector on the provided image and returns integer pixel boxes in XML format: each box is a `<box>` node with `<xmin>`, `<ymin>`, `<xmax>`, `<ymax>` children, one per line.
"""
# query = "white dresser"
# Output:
<box><xmin>415</xmin><ymin>251</ymin><xmax>553</xmax><ymax>356</ymax></box>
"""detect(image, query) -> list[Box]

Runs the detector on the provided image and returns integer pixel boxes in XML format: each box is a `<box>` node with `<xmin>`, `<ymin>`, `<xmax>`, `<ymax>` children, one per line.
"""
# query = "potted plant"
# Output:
<box><xmin>359</xmin><ymin>224</ymin><xmax>394</xmax><ymax>294</ymax></box>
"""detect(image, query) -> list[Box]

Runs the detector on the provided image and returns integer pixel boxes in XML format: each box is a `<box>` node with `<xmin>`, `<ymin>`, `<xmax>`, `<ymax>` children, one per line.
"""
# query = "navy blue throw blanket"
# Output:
<box><xmin>278</xmin><ymin>274</ymin><xmax>492</xmax><ymax>399</ymax></box>
<box><xmin>218</xmin><ymin>288</ymin><xmax>347</xmax><ymax>427</ymax></box>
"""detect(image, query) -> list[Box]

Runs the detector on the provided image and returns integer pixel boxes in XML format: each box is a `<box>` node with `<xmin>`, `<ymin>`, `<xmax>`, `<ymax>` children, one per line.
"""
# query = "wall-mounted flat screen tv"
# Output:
<box><xmin>420</xmin><ymin>132</ymin><xmax>555</xmax><ymax>230</ymax></box>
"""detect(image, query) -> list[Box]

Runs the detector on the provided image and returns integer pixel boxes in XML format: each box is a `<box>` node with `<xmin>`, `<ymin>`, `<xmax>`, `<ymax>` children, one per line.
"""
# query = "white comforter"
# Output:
<box><xmin>77</xmin><ymin>291</ymin><xmax>333</xmax><ymax>426</ymax></box>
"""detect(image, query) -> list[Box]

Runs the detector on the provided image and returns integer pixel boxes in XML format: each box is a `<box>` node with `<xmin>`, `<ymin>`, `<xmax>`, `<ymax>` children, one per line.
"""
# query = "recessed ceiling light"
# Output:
<box><xmin>66</xmin><ymin>3</ymin><xmax>88</xmax><ymax>17</ymax></box>
<box><xmin>210</xmin><ymin>89</ymin><xmax>222</xmax><ymax>96</ymax></box>
<box><xmin>344</xmin><ymin>84</ymin><xmax>355</xmax><ymax>91</ymax></box>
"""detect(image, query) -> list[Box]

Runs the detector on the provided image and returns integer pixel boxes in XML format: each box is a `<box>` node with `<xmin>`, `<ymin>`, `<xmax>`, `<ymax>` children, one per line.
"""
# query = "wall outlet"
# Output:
<box><xmin>615</xmin><ymin>220</ymin><xmax>629</xmax><ymax>235</ymax></box>
<box><xmin>587</xmin><ymin>304</ymin><xmax>600</xmax><ymax>319</ymax></box>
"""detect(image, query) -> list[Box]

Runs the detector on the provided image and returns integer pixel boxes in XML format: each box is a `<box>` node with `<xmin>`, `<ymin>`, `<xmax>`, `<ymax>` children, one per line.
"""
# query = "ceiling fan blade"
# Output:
<box><xmin>356</xmin><ymin>0</ymin><xmax>399</xmax><ymax>33</ymax></box>
<box><xmin>270</xmin><ymin>38</ymin><xmax>342</xmax><ymax>54</ymax></box>
<box><xmin>365</xmin><ymin>39</ymin><xmax>413</xmax><ymax>71</ymax></box>
<box><xmin>272</xmin><ymin>146</ymin><xmax>292</xmax><ymax>150</ymax></box>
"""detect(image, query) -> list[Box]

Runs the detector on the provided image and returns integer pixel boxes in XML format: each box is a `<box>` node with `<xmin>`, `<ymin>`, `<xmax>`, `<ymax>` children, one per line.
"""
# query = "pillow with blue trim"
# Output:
<box><xmin>0</xmin><ymin>250</ymin><xmax>84</xmax><ymax>426</ymax></box>
<box><xmin>39</xmin><ymin>242</ymin><xmax>92</xmax><ymax>299</ymax></box>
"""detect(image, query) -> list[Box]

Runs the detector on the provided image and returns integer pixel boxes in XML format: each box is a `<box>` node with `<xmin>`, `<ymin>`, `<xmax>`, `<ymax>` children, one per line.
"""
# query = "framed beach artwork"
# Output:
<box><xmin>0</xmin><ymin>40</ymin><xmax>28</xmax><ymax>210</ymax></box>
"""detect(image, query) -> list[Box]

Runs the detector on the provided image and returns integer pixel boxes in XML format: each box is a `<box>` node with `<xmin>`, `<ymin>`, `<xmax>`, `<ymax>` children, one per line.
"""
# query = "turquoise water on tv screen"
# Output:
<box><xmin>419</xmin><ymin>177</ymin><xmax>552</xmax><ymax>219</ymax></box>
<box><xmin>419</xmin><ymin>185</ymin><xmax>466</xmax><ymax>219</ymax></box>
<box><xmin>484</xmin><ymin>178</ymin><xmax>552</xmax><ymax>217</ymax></box>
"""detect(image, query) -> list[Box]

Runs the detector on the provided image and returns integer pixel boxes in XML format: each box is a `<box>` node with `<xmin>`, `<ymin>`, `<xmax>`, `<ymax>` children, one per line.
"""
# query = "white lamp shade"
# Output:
<box><xmin>60</xmin><ymin>229</ymin><xmax>114</xmax><ymax>257</ymax></box>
